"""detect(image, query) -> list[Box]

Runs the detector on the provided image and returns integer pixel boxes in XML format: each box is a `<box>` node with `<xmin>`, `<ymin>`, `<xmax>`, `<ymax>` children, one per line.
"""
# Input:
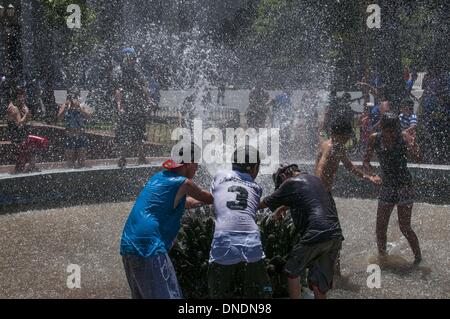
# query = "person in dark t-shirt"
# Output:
<box><xmin>259</xmin><ymin>163</ymin><xmax>343</xmax><ymax>299</ymax></box>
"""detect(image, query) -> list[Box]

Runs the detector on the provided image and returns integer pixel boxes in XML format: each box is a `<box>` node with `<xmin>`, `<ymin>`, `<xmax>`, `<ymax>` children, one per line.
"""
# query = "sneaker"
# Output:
<box><xmin>301</xmin><ymin>288</ymin><xmax>315</xmax><ymax>299</ymax></box>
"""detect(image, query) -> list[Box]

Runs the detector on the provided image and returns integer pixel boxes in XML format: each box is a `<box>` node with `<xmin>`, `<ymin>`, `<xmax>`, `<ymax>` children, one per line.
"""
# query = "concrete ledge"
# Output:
<box><xmin>296</xmin><ymin>161</ymin><xmax>450</xmax><ymax>205</ymax></box>
<box><xmin>0</xmin><ymin>165</ymin><xmax>161</xmax><ymax>213</ymax></box>
<box><xmin>0</xmin><ymin>161</ymin><xmax>449</xmax><ymax>213</ymax></box>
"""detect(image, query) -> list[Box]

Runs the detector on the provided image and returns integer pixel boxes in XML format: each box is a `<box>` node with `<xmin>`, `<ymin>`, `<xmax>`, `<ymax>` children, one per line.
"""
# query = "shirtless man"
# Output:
<box><xmin>315</xmin><ymin>117</ymin><xmax>380</xmax><ymax>282</ymax></box>
<box><xmin>315</xmin><ymin>118</ymin><xmax>381</xmax><ymax>193</ymax></box>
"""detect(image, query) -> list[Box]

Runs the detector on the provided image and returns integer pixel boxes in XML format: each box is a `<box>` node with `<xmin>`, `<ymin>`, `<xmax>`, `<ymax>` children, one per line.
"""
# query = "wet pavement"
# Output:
<box><xmin>0</xmin><ymin>198</ymin><xmax>449</xmax><ymax>299</ymax></box>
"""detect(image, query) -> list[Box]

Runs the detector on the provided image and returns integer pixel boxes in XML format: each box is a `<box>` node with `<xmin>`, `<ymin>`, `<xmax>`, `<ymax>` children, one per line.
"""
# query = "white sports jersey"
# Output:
<box><xmin>209</xmin><ymin>170</ymin><xmax>265</xmax><ymax>265</ymax></box>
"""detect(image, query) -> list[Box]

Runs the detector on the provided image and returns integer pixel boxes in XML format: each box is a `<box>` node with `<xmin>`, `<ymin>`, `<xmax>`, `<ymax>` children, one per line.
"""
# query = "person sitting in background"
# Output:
<box><xmin>399</xmin><ymin>98</ymin><xmax>418</xmax><ymax>134</ymax></box>
<box><xmin>57</xmin><ymin>87</ymin><xmax>92</xmax><ymax>168</ymax></box>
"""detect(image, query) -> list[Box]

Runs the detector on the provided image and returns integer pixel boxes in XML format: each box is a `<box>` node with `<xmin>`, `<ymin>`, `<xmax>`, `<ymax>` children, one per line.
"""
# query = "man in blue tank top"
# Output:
<box><xmin>120</xmin><ymin>143</ymin><xmax>214</xmax><ymax>299</ymax></box>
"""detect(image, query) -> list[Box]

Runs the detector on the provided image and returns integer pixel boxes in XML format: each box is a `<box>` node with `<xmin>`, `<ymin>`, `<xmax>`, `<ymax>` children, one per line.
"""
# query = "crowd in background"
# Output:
<box><xmin>1</xmin><ymin>59</ymin><xmax>449</xmax><ymax>173</ymax></box>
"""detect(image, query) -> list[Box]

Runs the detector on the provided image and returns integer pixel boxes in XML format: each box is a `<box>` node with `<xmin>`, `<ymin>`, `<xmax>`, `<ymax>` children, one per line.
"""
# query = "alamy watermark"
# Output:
<box><xmin>366</xmin><ymin>264</ymin><xmax>381</xmax><ymax>289</ymax></box>
<box><xmin>366</xmin><ymin>4</ymin><xmax>381</xmax><ymax>29</ymax></box>
<box><xmin>66</xmin><ymin>4</ymin><xmax>81</xmax><ymax>29</ymax></box>
<box><xmin>66</xmin><ymin>263</ymin><xmax>81</xmax><ymax>289</ymax></box>
<box><xmin>171</xmin><ymin>119</ymin><xmax>280</xmax><ymax>175</ymax></box>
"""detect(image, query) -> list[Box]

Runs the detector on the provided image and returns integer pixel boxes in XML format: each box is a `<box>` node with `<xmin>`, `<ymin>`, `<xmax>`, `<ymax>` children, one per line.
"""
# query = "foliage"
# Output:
<box><xmin>40</xmin><ymin>0</ymin><xmax>97</xmax><ymax>52</ymax></box>
<box><xmin>41</xmin><ymin>0</ymin><xmax>96</xmax><ymax>29</ymax></box>
<box><xmin>169</xmin><ymin>206</ymin><xmax>299</xmax><ymax>298</ymax></box>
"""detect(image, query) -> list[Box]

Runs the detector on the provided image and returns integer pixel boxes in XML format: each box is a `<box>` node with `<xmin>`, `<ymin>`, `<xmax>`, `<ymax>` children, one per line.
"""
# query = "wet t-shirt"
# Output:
<box><xmin>263</xmin><ymin>173</ymin><xmax>343</xmax><ymax>245</ymax></box>
<box><xmin>209</xmin><ymin>170</ymin><xmax>265</xmax><ymax>265</ymax></box>
<box><xmin>120</xmin><ymin>170</ymin><xmax>187</xmax><ymax>257</ymax></box>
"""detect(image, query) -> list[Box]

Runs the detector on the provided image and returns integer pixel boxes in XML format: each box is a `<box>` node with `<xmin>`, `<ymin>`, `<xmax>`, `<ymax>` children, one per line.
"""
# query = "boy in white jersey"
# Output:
<box><xmin>208</xmin><ymin>146</ymin><xmax>272</xmax><ymax>298</ymax></box>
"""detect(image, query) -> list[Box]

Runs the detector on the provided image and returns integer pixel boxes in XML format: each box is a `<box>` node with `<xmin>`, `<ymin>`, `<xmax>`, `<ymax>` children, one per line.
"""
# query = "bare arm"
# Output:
<box><xmin>314</xmin><ymin>141</ymin><xmax>326</xmax><ymax>176</ymax></box>
<box><xmin>57</xmin><ymin>103</ymin><xmax>67</xmax><ymax>121</ymax></box>
<box><xmin>174</xmin><ymin>179</ymin><xmax>213</xmax><ymax>209</ymax></box>
<box><xmin>342</xmin><ymin>151</ymin><xmax>381</xmax><ymax>185</ymax></box>
<box><xmin>363</xmin><ymin>133</ymin><xmax>377</xmax><ymax>174</ymax></box>
<box><xmin>80</xmin><ymin>104</ymin><xmax>93</xmax><ymax>119</ymax></box>
<box><xmin>272</xmin><ymin>205</ymin><xmax>289</xmax><ymax>220</ymax></box>
<box><xmin>403</xmin><ymin>131</ymin><xmax>421</xmax><ymax>163</ymax></box>
<box><xmin>6</xmin><ymin>103</ymin><xmax>20</xmax><ymax>124</ymax></box>
<box><xmin>356</xmin><ymin>82</ymin><xmax>381</xmax><ymax>99</ymax></box>
<box><xmin>114</xmin><ymin>89</ymin><xmax>123</xmax><ymax>112</ymax></box>
<box><xmin>258</xmin><ymin>200</ymin><xmax>268</xmax><ymax>210</ymax></box>
<box><xmin>185</xmin><ymin>196</ymin><xmax>204</xmax><ymax>209</ymax></box>
<box><xmin>21</xmin><ymin>106</ymin><xmax>31</xmax><ymax>123</ymax></box>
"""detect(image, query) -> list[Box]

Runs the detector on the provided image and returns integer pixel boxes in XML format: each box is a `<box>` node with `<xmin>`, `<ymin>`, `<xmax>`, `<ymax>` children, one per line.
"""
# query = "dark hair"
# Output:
<box><xmin>380</xmin><ymin>112</ymin><xmax>401</xmax><ymax>132</ymax></box>
<box><xmin>11</xmin><ymin>85</ymin><xmax>27</xmax><ymax>100</ymax></box>
<box><xmin>67</xmin><ymin>87</ymin><xmax>81</xmax><ymax>100</ymax></box>
<box><xmin>330</xmin><ymin>117</ymin><xmax>353</xmax><ymax>136</ymax></box>
<box><xmin>401</xmin><ymin>98</ymin><xmax>414</xmax><ymax>110</ymax></box>
<box><xmin>272</xmin><ymin>163</ymin><xmax>300</xmax><ymax>190</ymax></box>
<box><xmin>232</xmin><ymin>145</ymin><xmax>260</xmax><ymax>173</ymax></box>
<box><xmin>342</xmin><ymin>92</ymin><xmax>351</xmax><ymax>101</ymax></box>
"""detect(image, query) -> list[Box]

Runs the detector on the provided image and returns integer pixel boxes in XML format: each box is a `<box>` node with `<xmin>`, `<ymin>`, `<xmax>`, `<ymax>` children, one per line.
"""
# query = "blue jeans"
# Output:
<box><xmin>122</xmin><ymin>253</ymin><xmax>182</xmax><ymax>299</ymax></box>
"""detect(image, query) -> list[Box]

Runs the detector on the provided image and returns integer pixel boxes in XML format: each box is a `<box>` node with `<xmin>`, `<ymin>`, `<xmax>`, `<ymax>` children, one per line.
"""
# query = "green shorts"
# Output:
<box><xmin>285</xmin><ymin>238</ymin><xmax>342</xmax><ymax>294</ymax></box>
<box><xmin>208</xmin><ymin>260</ymin><xmax>273</xmax><ymax>299</ymax></box>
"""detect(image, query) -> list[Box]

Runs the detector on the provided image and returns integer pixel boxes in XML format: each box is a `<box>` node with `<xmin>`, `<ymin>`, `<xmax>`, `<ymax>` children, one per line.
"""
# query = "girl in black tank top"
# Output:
<box><xmin>373</xmin><ymin>132</ymin><xmax>412</xmax><ymax>187</ymax></box>
<box><xmin>363</xmin><ymin>112</ymin><xmax>422</xmax><ymax>265</ymax></box>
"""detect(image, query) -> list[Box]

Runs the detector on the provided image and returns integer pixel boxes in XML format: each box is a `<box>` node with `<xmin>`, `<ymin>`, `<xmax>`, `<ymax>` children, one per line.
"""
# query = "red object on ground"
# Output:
<box><xmin>15</xmin><ymin>135</ymin><xmax>49</xmax><ymax>172</ymax></box>
<box><xmin>25</xmin><ymin>135</ymin><xmax>49</xmax><ymax>150</ymax></box>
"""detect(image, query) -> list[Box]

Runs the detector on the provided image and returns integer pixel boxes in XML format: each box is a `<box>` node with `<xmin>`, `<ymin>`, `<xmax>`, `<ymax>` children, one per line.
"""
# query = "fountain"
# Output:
<box><xmin>0</xmin><ymin>0</ymin><xmax>449</xmax><ymax>300</ymax></box>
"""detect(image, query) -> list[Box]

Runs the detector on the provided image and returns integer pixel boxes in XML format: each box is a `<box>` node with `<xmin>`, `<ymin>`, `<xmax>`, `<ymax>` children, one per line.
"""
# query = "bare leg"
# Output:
<box><xmin>27</xmin><ymin>152</ymin><xmax>39</xmax><ymax>172</ymax></box>
<box><xmin>311</xmin><ymin>284</ymin><xmax>326</xmax><ymax>299</ymax></box>
<box><xmin>65</xmin><ymin>150</ymin><xmax>76</xmax><ymax>168</ymax></box>
<box><xmin>137</xmin><ymin>142</ymin><xmax>147</xmax><ymax>164</ymax></box>
<box><xmin>287</xmin><ymin>276</ymin><xmax>302</xmax><ymax>299</ymax></box>
<box><xmin>118</xmin><ymin>145</ymin><xmax>127</xmax><ymax>168</ymax></box>
<box><xmin>397</xmin><ymin>204</ymin><xmax>422</xmax><ymax>264</ymax></box>
<box><xmin>376</xmin><ymin>202</ymin><xmax>395</xmax><ymax>256</ymax></box>
<box><xmin>334</xmin><ymin>253</ymin><xmax>342</xmax><ymax>277</ymax></box>
<box><xmin>77</xmin><ymin>148</ymin><xmax>88</xmax><ymax>168</ymax></box>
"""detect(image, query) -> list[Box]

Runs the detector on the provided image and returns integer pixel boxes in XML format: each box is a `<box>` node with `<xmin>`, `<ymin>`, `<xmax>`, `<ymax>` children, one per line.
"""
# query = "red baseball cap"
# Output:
<box><xmin>162</xmin><ymin>159</ymin><xmax>184</xmax><ymax>170</ymax></box>
<box><xmin>163</xmin><ymin>142</ymin><xmax>201</xmax><ymax>170</ymax></box>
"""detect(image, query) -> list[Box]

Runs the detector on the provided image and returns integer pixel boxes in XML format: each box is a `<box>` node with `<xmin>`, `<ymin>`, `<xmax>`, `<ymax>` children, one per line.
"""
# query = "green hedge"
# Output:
<box><xmin>169</xmin><ymin>206</ymin><xmax>300</xmax><ymax>298</ymax></box>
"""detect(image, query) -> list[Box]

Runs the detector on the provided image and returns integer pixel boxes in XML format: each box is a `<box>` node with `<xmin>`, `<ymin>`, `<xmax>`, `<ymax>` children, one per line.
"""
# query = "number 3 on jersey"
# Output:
<box><xmin>226</xmin><ymin>186</ymin><xmax>248</xmax><ymax>210</ymax></box>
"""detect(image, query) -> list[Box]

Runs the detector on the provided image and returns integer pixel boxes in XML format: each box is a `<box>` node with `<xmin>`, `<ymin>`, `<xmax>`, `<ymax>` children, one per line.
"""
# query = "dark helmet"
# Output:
<box><xmin>232</xmin><ymin>145</ymin><xmax>261</xmax><ymax>173</ymax></box>
<box><xmin>272</xmin><ymin>163</ymin><xmax>300</xmax><ymax>190</ymax></box>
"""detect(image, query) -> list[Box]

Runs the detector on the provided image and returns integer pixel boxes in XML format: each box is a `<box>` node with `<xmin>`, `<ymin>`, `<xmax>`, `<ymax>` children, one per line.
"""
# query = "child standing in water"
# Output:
<box><xmin>315</xmin><ymin>118</ymin><xmax>381</xmax><ymax>193</ymax></box>
<box><xmin>120</xmin><ymin>143</ymin><xmax>214</xmax><ymax>298</ymax></box>
<box><xmin>315</xmin><ymin>117</ymin><xmax>380</xmax><ymax>282</ymax></box>
<box><xmin>363</xmin><ymin>112</ymin><xmax>422</xmax><ymax>265</ymax></box>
